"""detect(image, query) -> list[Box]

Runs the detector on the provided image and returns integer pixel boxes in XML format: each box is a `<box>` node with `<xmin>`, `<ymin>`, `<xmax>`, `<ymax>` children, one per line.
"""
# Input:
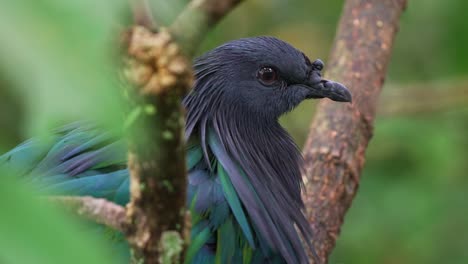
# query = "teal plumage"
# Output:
<box><xmin>0</xmin><ymin>124</ymin><xmax>273</xmax><ymax>263</ymax></box>
<box><xmin>1</xmin><ymin>36</ymin><xmax>352</xmax><ymax>264</ymax></box>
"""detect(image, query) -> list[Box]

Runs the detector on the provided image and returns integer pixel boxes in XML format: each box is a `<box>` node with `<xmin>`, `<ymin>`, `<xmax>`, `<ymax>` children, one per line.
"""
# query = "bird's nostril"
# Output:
<box><xmin>312</xmin><ymin>59</ymin><xmax>324</xmax><ymax>71</ymax></box>
<box><xmin>321</xmin><ymin>80</ymin><xmax>331</xmax><ymax>88</ymax></box>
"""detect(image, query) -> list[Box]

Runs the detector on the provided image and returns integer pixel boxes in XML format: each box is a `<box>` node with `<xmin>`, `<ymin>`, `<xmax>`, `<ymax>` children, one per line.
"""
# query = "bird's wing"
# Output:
<box><xmin>0</xmin><ymin>123</ymin><xmax>202</xmax><ymax>206</ymax></box>
<box><xmin>0</xmin><ymin>123</ymin><xmax>130</xmax><ymax>204</ymax></box>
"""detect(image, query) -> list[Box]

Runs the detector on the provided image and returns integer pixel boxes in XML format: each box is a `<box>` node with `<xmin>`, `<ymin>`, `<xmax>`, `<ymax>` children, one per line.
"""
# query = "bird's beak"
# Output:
<box><xmin>306</xmin><ymin>79</ymin><xmax>352</xmax><ymax>102</ymax></box>
<box><xmin>305</xmin><ymin>59</ymin><xmax>352</xmax><ymax>103</ymax></box>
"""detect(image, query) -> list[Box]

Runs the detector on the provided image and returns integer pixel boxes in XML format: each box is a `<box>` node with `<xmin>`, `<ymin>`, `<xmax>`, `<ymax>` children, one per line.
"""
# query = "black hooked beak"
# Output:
<box><xmin>305</xmin><ymin>59</ymin><xmax>352</xmax><ymax>103</ymax></box>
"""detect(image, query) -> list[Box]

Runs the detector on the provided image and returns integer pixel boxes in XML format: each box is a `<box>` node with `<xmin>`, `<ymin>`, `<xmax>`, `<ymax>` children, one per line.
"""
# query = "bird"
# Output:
<box><xmin>0</xmin><ymin>36</ymin><xmax>351</xmax><ymax>264</ymax></box>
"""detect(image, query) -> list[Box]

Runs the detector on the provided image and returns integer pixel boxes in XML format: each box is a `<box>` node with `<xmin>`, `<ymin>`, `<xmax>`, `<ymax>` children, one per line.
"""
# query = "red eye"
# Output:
<box><xmin>257</xmin><ymin>67</ymin><xmax>278</xmax><ymax>85</ymax></box>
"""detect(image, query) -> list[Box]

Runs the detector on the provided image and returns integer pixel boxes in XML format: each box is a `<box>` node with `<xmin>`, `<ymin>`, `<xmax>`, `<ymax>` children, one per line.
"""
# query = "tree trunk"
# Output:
<box><xmin>302</xmin><ymin>0</ymin><xmax>408</xmax><ymax>263</ymax></box>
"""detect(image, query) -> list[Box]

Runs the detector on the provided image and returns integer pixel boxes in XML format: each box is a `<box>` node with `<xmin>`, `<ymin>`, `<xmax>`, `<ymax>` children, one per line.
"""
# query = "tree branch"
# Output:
<box><xmin>50</xmin><ymin>196</ymin><xmax>127</xmax><ymax>233</ymax></box>
<box><xmin>123</xmin><ymin>26</ymin><xmax>192</xmax><ymax>264</ymax></box>
<box><xmin>171</xmin><ymin>0</ymin><xmax>245</xmax><ymax>56</ymax></box>
<box><xmin>122</xmin><ymin>0</ymin><xmax>244</xmax><ymax>262</ymax></box>
<box><xmin>378</xmin><ymin>80</ymin><xmax>468</xmax><ymax>117</ymax></box>
<box><xmin>301</xmin><ymin>0</ymin><xmax>407</xmax><ymax>263</ymax></box>
<box><xmin>130</xmin><ymin>0</ymin><xmax>157</xmax><ymax>30</ymax></box>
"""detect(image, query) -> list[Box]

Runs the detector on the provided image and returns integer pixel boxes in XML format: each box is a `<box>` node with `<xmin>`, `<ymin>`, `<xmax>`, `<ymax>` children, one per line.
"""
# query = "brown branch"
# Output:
<box><xmin>122</xmin><ymin>1</ymin><xmax>244</xmax><ymax>263</ymax></box>
<box><xmin>50</xmin><ymin>196</ymin><xmax>127</xmax><ymax>233</ymax></box>
<box><xmin>170</xmin><ymin>0</ymin><xmax>245</xmax><ymax>56</ymax></box>
<box><xmin>130</xmin><ymin>0</ymin><xmax>157</xmax><ymax>30</ymax></box>
<box><xmin>301</xmin><ymin>0</ymin><xmax>408</xmax><ymax>263</ymax></box>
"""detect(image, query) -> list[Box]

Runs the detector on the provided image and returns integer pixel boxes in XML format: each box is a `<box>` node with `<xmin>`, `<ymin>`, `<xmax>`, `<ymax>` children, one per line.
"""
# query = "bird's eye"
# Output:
<box><xmin>257</xmin><ymin>67</ymin><xmax>278</xmax><ymax>86</ymax></box>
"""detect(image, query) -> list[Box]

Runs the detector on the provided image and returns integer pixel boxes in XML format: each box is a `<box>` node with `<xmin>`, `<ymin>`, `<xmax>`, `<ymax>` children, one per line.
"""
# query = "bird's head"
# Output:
<box><xmin>187</xmin><ymin>36</ymin><xmax>351</xmax><ymax>121</ymax></box>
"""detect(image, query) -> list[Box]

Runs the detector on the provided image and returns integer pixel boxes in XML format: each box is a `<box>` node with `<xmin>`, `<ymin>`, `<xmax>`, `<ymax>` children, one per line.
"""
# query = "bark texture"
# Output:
<box><xmin>123</xmin><ymin>26</ymin><xmax>192</xmax><ymax>264</ymax></box>
<box><xmin>302</xmin><ymin>0</ymin><xmax>408</xmax><ymax>263</ymax></box>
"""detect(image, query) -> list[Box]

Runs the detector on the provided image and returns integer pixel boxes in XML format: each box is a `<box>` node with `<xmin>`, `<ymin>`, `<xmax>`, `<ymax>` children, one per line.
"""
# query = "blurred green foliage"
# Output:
<box><xmin>0</xmin><ymin>0</ymin><xmax>125</xmax><ymax>141</ymax></box>
<box><xmin>0</xmin><ymin>0</ymin><xmax>467</xmax><ymax>263</ymax></box>
<box><xmin>0</xmin><ymin>169</ymin><xmax>115</xmax><ymax>264</ymax></box>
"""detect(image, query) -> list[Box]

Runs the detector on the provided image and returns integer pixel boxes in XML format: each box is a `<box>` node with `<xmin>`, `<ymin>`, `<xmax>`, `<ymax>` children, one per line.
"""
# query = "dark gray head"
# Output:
<box><xmin>185</xmin><ymin>36</ymin><xmax>351</xmax><ymax>124</ymax></box>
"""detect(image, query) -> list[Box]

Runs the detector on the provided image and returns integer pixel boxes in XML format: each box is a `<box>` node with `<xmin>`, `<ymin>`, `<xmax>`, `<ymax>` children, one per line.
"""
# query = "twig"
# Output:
<box><xmin>379</xmin><ymin>81</ymin><xmax>468</xmax><ymax>117</ymax></box>
<box><xmin>170</xmin><ymin>0</ymin><xmax>245</xmax><ymax>56</ymax></box>
<box><xmin>50</xmin><ymin>196</ymin><xmax>127</xmax><ymax>233</ymax></box>
<box><xmin>130</xmin><ymin>0</ymin><xmax>157</xmax><ymax>30</ymax></box>
<box><xmin>301</xmin><ymin>0</ymin><xmax>408</xmax><ymax>263</ymax></box>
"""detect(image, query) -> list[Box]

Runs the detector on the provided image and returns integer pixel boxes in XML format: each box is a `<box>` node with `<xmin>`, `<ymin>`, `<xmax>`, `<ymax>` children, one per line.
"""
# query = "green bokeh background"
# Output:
<box><xmin>0</xmin><ymin>0</ymin><xmax>467</xmax><ymax>263</ymax></box>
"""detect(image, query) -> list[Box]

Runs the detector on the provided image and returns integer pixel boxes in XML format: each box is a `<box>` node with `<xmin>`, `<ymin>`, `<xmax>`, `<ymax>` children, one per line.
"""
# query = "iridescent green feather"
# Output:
<box><xmin>217</xmin><ymin>162</ymin><xmax>255</xmax><ymax>248</ymax></box>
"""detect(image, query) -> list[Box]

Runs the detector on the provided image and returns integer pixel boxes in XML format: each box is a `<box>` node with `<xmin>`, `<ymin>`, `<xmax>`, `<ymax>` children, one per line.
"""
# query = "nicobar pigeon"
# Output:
<box><xmin>1</xmin><ymin>37</ymin><xmax>351</xmax><ymax>264</ymax></box>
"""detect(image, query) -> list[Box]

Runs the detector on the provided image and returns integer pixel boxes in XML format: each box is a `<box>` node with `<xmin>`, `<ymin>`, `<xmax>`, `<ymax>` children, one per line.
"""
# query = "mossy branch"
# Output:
<box><xmin>122</xmin><ymin>1</ymin><xmax>245</xmax><ymax>263</ymax></box>
<box><xmin>171</xmin><ymin>0</ymin><xmax>245</xmax><ymax>56</ymax></box>
<box><xmin>49</xmin><ymin>196</ymin><xmax>127</xmax><ymax>233</ymax></box>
